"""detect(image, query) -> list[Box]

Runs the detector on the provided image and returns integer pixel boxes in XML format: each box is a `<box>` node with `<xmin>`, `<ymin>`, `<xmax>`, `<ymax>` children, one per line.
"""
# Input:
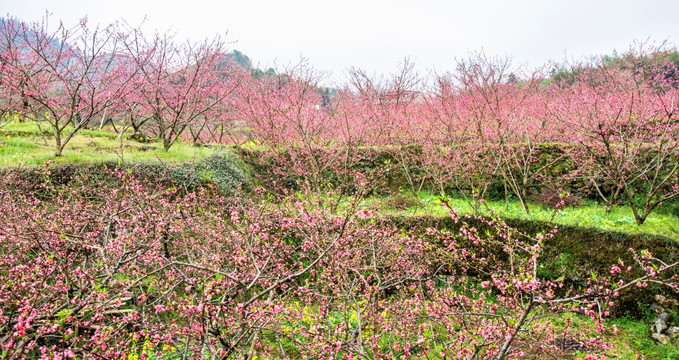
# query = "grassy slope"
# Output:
<box><xmin>368</xmin><ymin>190</ymin><xmax>679</xmax><ymax>240</ymax></box>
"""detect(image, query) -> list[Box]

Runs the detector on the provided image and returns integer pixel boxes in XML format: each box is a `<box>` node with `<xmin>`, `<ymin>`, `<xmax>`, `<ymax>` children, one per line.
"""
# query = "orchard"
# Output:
<box><xmin>0</xmin><ymin>14</ymin><xmax>678</xmax><ymax>359</ymax></box>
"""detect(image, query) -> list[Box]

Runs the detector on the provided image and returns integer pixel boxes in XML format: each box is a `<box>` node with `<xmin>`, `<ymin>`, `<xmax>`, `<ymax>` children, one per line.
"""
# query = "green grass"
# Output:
<box><xmin>369</xmin><ymin>190</ymin><xmax>679</xmax><ymax>240</ymax></box>
<box><xmin>0</xmin><ymin>121</ymin><xmax>222</xmax><ymax>166</ymax></box>
<box><xmin>607</xmin><ymin>315</ymin><xmax>679</xmax><ymax>359</ymax></box>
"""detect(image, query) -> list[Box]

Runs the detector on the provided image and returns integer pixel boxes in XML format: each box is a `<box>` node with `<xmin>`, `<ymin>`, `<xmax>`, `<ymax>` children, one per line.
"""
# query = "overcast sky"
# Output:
<box><xmin>2</xmin><ymin>0</ymin><xmax>678</xmax><ymax>85</ymax></box>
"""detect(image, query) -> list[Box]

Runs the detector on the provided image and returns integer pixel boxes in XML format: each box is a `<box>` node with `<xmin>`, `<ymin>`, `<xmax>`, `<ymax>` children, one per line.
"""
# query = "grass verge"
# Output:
<box><xmin>366</xmin><ymin>190</ymin><xmax>679</xmax><ymax>240</ymax></box>
<box><xmin>0</xmin><ymin>121</ymin><xmax>221</xmax><ymax>166</ymax></box>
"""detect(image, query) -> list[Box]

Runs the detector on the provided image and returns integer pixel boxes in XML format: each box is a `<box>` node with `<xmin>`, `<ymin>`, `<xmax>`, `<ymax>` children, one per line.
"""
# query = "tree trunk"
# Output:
<box><xmin>163</xmin><ymin>137</ymin><xmax>172</xmax><ymax>151</ymax></box>
<box><xmin>495</xmin><ymin>298</ymin><xmax>534</xmax><ymax>360</ymax></box>
<box><xmin>520</xmin><ymin>186</ymin><xmax>530</xmax><ymax>215</ymax></box>
<box><xmin>54</xmin><ymin>129</ymin><xmax>62</xmax><ymax>157</ymax></box>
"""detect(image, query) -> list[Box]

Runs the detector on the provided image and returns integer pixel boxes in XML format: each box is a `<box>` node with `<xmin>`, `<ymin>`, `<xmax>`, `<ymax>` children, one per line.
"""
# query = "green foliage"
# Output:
<box><xmin>112</xmin><ymin>154</ymin><xmax>249</xmax><ymax>195</ymax></box>
<box><xmin>176</xmin><ymin>153</ymin><xmax>249</xmax><ymax>194</ymax></box>
<box><xmin>224</xmin><ymin>49</ymin><xmax>252</xmax><ymax>69</ymax></box>
<box><xmin>0</xmin><ymin>153</ymin><xmax>249</xmax><ymax>196</ymax></box>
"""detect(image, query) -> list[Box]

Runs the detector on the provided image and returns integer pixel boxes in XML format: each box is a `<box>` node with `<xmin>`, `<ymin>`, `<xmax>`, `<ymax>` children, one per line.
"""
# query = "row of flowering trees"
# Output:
<box><xmin>232</xmin><ymin>49</ymin><xmax>679</xmax><ymax>224</ymax></box>
<box><xmin>0</xmin><ymin>16</ymin><xmax>245</xmax><ymax>155</ymax></box>
<box><xmin>1</xmin><ymin>15</ymin><xmax>678</xmax><ymax>223</ymax></box>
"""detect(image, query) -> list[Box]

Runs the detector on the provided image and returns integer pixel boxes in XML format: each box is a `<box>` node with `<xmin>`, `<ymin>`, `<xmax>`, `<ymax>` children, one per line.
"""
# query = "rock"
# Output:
<box><xmin>666</xmin><ymin>326</ymin><xmax>679</xmax><ymax>339</ymax></box>
<box><xmin>649</xmin><ymin>310</ymin><xmax>673</xmax><ymax>337</ymax></box>
<box><xmin>657</xmin><ymin>311</ymin><xmax>673</xmax><ymax>324</ymax></box>
<box><xmin>652</xmin><ymin>333</ymin><xmax>670</xmax><ymax>345</ymax></box>
<box><xmin>652</xmin><ymin>319</ymin><xmax>668</xmax><ymax>335</ymax></box>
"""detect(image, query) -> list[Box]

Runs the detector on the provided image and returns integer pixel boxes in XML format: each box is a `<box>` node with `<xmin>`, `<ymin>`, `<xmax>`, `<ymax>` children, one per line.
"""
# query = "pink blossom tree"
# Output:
<box><xmin>426</xmin><ymin>72</ymin><xmax>497</xmax><ymax>207</ymax></box>
<box><xmin>345</xmin><ymin>60</ymin><xmax>430</xmax><ymax>194</ymax></box>
<box><xmin>0</xmin><ymin>20</ymin><xmax>20</xmax><ymax>123</ymax></box>
<box><xmin>552</xmin><ymin>44</ymin><xmax>679</xmax><ymax>224</ymax></box>
<box><xmin>120</xmin><ymin>28</ymin><xmax>243</xmax><ymax>150</ymax></box>
<box><xmin>449</xmin><ymin>53</ymin><xmax>557</xmax><ymax>215</ymax></box>
<box><xmin>3</xmin><ymin>16</ymin><xmax>136</xmax><ymax>156</ymax></box>
<box><xmin>234</xmin><ymin>61</ymin><xmax>357</xmax><ymax>193</ymax></box>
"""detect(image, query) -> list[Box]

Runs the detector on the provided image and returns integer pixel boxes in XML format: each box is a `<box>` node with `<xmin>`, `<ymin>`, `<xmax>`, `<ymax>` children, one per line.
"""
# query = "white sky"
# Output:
<box><xmin>2</xmin><ymin>0</ymin><xmax>678</xmax><ymax>85</ymax></box>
